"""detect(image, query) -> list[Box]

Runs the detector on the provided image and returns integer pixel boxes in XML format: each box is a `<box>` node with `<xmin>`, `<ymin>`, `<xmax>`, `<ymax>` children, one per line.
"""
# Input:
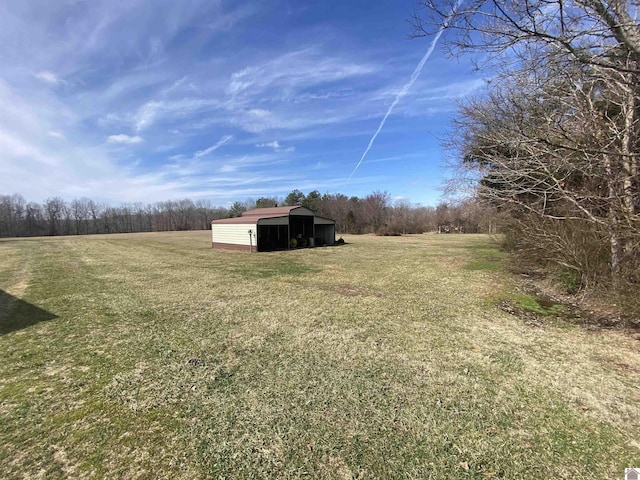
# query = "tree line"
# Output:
<box><xmin>0</xmin><ymin>191</ymin><xmax>494</xmax><ymax>239</ymax></box>
<box><xmin>0</xmin><ymin>195</ymin><xmax>228</xmax><ymax>237</ymax></box>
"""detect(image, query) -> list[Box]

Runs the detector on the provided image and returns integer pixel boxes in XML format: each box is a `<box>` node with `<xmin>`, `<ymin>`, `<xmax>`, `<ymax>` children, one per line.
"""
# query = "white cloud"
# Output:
<box><xmin>220</xmin><ymin>164</ymin><xmax>238</xmax><ymax>173</ymax></box>
<box><xmin>135</xmin><ymin>102</ymin><xmax>161</xmax><ymax>131</ymax></box>
<box><xmin>134</xmin><ymin>98</ymin><xmax>220</xmax><ymax>131</ymax></box>
<box><xmin>256</xmin><ymin>140</ymin><xmax>281</xmax><ymax>149</ymax></box>
<box><xmin>48</xmin><ymin>130</ymin><xmax>65</xmax><ymax>139</ymax></box>
<box><xmin>227</xmin><ymin>47</ymin><xmax>375</xmax><ymax>98</ymax></box>
<box><xmin>256</xmin><ymin>140</ymin><xmax>294</xmax><ymax>153</ymax></box>
<box><xmin>248</xmin><ymin>108</ymin><xmax>270</xmax><ymax>118</ymax></box>
<box><xmin>0</xmin><ymin>130</ymin><xmax>58</xmax><ymax>166</ymax></box>
<box><xmin>312</xmin><ymin>161</ymin><xmax>326</xmax><ymax>170</ymax></box>
<box><xmin>35</xmin><ymin>71</ymin><xmax>60</xmax><ymax>84</ymax></box>
<box><xmin>203</xmin><ymin>4</ymin><xmax>258</xmax><ymax>32</ymax></box>
<box><xmin>107</xmin><ymin>134</ymin><xmax>144</xmax><ymax>144</ymax></box>
<box><xmin>414</xmin><ymin>78</ymin><xmax>487</xmax><ymax>102</ymax></box>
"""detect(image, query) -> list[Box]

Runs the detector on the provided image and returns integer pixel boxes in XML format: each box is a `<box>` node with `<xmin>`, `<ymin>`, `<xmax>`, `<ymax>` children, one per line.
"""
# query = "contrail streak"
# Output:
<box><xmin>347</xmin><ymin>1</ymin><xmax>462</xmax><ymax>184</ymax></box>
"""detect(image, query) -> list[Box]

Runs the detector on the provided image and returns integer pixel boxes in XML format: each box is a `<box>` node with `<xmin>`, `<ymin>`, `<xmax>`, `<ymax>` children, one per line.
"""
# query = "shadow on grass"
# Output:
<box><xmin>0</xmin><ymin>289</ymin><xmax>57</xmax><ymax>335</ymax></box>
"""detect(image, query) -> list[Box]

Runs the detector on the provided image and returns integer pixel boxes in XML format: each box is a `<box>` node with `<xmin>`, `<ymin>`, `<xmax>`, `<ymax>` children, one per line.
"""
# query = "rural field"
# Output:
<box><xmin>0</xmin><ymin>231</ymin><xmax>638</xmax><ymax>479</ymax></box>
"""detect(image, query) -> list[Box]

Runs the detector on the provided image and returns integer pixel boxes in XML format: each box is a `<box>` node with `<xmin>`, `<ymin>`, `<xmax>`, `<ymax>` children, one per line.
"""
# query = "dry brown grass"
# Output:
<box><xmin>0</xmin><ymin>232</ymin><xmax>638</xmax><ymax>479</ymax></box>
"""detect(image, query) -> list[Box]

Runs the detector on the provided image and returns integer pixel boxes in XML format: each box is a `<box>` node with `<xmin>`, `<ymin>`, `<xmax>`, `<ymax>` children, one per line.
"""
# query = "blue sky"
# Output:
<box><xmin>0</xmin><ymin>0</ymin><xmax>485</xmax><ymax>207</ymax></box>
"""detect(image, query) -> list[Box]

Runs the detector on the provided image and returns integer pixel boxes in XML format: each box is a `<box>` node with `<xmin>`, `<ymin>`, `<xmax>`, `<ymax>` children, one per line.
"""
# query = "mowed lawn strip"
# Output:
<box><xmin>0</xmin><ymin>232</ymin><xmax>638</xmax><ymax>479</ymax></box>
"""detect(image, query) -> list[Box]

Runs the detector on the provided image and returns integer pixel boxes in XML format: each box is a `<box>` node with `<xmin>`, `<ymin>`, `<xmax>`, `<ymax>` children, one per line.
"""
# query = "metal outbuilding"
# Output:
<box><xmin>211</xmin><ymin>206</ymin><xmax>336</xmax><ymax>252</ymax></box>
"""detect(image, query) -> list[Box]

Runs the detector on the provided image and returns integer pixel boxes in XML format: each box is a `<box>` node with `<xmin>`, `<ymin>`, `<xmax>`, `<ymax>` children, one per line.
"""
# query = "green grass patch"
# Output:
<box><xmin>513</xmin><ymin>293</ymin><xmax>566</xmax><ymax>316</ymax></box>
<box><xmin>556</xmin><ymin>269</ymin><xmax>583</xmax><ymax>294</ymax></box>
<box><xmin>0</xmin><ymin>232</ymin><xmax>638</xmax><ymax>479</ymax></box>
<box><xmin>464</xmin><ymin>245</ymin><xmax>508</xmax><ymax>271</ymax></box>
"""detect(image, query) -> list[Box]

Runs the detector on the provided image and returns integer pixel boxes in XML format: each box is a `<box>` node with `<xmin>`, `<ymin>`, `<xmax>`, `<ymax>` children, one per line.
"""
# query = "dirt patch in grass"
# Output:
<box><xmin>499</xmin><ymin>275</ymin><xmax>635</xmax><ymax>331</ymax></box>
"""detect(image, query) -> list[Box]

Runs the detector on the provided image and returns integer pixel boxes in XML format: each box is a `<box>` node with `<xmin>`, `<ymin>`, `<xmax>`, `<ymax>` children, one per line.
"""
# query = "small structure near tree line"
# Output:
<box><xmin>211</xmin><ymin>206</ymin><xmax>335</xmax><ymax>252</ymax></box>
<box><xmin>438</xmin><ymin>225</ymin><xmax>465</xmax><ymax>234</ymax></box>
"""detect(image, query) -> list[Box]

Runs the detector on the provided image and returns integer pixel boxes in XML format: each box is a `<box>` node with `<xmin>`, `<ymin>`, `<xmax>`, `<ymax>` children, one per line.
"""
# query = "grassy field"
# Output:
<box><xmin>0</xmin><ymin>231</ymin><xmax>638</xmax><ymax>479</ymax></box>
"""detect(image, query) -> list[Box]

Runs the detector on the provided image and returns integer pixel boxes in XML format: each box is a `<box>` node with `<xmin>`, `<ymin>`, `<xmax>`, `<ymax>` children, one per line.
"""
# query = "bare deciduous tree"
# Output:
<box><xmin>413</xmin><ymin>0</ymin><xmax>640</xmax><ymax>290</ymax></box>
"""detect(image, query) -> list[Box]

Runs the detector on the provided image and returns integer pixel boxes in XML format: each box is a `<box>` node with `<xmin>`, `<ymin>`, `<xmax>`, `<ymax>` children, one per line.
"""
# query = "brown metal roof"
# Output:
<box><xmin>211</xmin><ymin>206</ymin><xmax>305</xmax><ymax>225</ymax></box>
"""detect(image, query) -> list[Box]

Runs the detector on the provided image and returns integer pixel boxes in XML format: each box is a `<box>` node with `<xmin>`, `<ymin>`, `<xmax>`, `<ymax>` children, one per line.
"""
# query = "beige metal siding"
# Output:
<box><xmin>212</xmin><ymin>223</ymin><xmax>257</xmax><ymax>246</ymax></box>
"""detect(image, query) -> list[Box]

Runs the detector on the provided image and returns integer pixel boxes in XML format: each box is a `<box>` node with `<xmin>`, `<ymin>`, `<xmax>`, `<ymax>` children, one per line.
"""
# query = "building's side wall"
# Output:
<box><xmin>212</xmin><ymin>223</ymin><xmax>257</xmax><ymax>248</ymax></box>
